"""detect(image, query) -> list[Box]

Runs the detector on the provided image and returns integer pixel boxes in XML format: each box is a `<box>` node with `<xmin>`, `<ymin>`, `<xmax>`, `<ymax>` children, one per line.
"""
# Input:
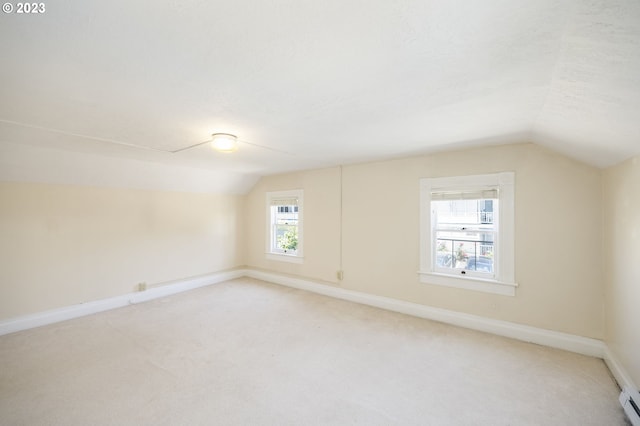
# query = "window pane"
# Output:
<box><xmin>270</xmin><ymin>203</ymin><xmax>299</xmax><ymax>254</ymax></box>
<box><xmin>435</xmin><ymin>228</ymin><xmax>495</xmax><ymax>274</ymax></box>
<box><xmin>275</xmin><ymin>205</ymin><xmax>298</xmax><ymax>225</ymax></box>
<box><xmin>273</xmin><ymin>224</ymin><xmax>297</xmax><ymax>251</ymax></box>
<box><xmin>433</xmin><ymin>199</ymin><xmax>494</xmax><ymax>227</ymax></box>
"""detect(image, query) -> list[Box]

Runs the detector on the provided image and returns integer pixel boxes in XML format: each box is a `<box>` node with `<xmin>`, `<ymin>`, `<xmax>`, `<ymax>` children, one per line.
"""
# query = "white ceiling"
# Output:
<box><xmin>1</xmin><ymin>0</ymin><xmax>639</xmax><ymax>194</ymax></box>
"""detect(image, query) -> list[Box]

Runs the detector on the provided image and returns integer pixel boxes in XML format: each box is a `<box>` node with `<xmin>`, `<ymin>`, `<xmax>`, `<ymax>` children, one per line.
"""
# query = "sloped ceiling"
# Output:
<box><xmin>1</xmin><ymin>0</ymin><xmax>639</xmax><ymax>193</ymax></box>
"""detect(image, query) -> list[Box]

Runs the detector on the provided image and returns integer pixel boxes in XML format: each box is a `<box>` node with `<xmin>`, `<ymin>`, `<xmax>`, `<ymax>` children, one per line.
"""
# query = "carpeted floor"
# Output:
<box><xmin>0</xmin><ymin>278</ymin><xmax>629</xmax><ymax>425</ymax></box>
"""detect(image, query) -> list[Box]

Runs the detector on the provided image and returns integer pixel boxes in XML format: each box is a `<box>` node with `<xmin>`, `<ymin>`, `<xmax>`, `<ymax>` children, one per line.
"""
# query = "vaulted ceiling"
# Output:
<box><xmin>1</xmin><ymin>0</ymin><xmax>639</xmax><ymax>193</ymax></box>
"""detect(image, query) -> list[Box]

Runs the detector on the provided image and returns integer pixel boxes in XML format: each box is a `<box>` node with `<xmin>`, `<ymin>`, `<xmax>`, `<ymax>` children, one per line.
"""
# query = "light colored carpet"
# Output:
<box><xmin>0</xmin><ymin>278</ymin><xmax>628</xmax><ymax>425</ymax></box>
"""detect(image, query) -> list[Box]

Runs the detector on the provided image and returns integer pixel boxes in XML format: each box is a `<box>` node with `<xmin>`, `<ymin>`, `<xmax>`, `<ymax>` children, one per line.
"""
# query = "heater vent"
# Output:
<box><xmin>619</xmin><ymin>387</ymin><xmax>640</xmax><ymax>426</ymax></box>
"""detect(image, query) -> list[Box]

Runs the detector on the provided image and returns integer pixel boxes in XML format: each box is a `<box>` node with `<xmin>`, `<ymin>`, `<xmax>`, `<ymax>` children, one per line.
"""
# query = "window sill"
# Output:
<box><xmin>418</xmin><ymin>271</ymin><xmax>517</xmax><ymax>296</ymax></box>
<box><xmin>266</xmin><ymin>253</ymin><xmax>304</xmax><ymax>264</ymax></box>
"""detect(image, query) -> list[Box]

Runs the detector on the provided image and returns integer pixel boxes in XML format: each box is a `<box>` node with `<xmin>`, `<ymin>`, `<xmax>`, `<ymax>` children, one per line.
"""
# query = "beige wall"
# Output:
<box><xmin>604</xmin><ymin>155</ymin><xmax>640</xmax><ymax>387</ymax></box>
<box><xmin>0</xmin><ymin>182</ymin><xmax>245</xmax><ymax>320</ymax></box>
<box><xmin>245</xmin><ymin>143</ymin><xmax>604</xmax><ymax>338</ymax></box>
<box><xmin>0</xmin><ymin>143</ymin><xmax>610</xmax><ymax>342</ymax></box>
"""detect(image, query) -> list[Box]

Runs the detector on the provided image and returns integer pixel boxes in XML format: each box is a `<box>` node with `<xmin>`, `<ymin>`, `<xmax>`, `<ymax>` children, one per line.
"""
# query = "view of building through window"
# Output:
<box><xmin>433</xmin><ymin>199</ymin><xmax>496</xmax><ymax>275</ymax></box>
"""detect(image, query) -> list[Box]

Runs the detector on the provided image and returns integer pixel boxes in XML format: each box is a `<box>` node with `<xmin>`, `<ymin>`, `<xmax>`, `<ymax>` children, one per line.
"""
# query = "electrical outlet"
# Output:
<box><xmin>137</xmin><ymin>282</ymin><xmax>147</xmax><ymax>292</ymax></box>
<box><xmin>337</xmin><ymin>270</ymin><xmax>344</xmax><ymax>281</ymax></box>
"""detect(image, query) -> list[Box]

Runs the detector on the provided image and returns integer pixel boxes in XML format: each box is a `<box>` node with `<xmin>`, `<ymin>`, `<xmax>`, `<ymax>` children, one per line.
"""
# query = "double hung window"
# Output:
<box><xmin>419</xmin><ymin>173</ymin><xmax>516</xmax><ymax>296</ymax></box>
<box><xmin>266</xmin><ymin>190</ymin><xmax>304</xmax><ymax>263</ymax></box>
<box><xmin>432</xmin><ymin>192</ymin><xmax>497</xmax><ymax>279</ymax></box>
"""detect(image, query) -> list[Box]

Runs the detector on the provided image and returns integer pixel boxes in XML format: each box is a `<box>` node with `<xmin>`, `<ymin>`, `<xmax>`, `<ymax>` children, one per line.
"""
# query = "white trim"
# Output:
<box><xmin>420</xmin><ymin>172</ymin><xmax>516</xmax><ymax>295</ymax></box>
<box><xmin>0</xmin><ymin>268</ymin><xmax>611</xmax><ymax>361</ymax></box>
<box><xmin>265</xmin><ymin>189</ymin><xmax>304</xmax><ymax>262</ymax></box>
<box><xmin>0</xmin><ymin>269</ymin><xmax>244</xmax><ymax>336</ymax></box>
<box><xmin>418</xmin><ymin>271</ymin><xmax>517</xmax><ymax>296</ymax></box>
<box><xmin>245</xmin><ymin>269</ymin><xmax>604</xmax><ymax>358</ymax></box>
<box><xmin>265</xmin><ymin>253</ymin><xmax>304</xmax><ymax>264</ymax></box>
<box><xmin>604</xmin><ymin>346</ymin><xmax>639</xmax><ymax>391</ymax></box>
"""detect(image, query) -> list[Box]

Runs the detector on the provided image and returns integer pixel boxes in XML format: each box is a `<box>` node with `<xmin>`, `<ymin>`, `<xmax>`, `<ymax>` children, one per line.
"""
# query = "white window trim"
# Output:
<box><xmin>265</xmin><ymin>189</ymin><xmax>304</xmax><ymax>264</ymax></box>
<box><xmin>419</xmin><ymin>172</ymin><xmax>517</xmax><ymax>296</ymax></box>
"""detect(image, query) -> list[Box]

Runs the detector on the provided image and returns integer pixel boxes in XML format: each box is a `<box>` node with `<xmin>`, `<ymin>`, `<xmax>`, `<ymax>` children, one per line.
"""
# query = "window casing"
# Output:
<box><xmin>419</xmin><ymin>173</ymin><xmax>516</xmax><ymax>296</ymax></box>
<box><xmin>266</xmin><ymin>190</ymin><xmax>304</xmax><ymax>264</ymax></box>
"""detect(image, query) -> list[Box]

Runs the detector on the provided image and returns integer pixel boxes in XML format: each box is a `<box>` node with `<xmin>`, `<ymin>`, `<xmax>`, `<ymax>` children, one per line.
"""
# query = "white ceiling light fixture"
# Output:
<box><xmin>210</xmin><ymin>133</ymin><xmax>238</xmax><ymax>153</ymax></box>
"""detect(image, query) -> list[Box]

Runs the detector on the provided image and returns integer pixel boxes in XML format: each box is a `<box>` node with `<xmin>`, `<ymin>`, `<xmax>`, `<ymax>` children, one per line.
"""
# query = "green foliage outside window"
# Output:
<box><xmin>278</xmin><ymin>227</ymin><xmax>298</xmax><ymax>252</ymax></box>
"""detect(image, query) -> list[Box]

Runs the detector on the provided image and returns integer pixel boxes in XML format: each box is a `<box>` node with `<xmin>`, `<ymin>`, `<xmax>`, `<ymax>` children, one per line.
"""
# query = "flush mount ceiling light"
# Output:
<box><xmin>210</xmin><ymin>133</ymin><xmax>238</xmax><ymax>153</ymax></box>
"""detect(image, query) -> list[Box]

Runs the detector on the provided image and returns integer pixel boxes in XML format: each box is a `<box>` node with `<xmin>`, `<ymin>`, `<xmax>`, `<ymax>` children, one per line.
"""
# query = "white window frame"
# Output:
<box><xmin>265</xmin><ymin>189</ymin><xmax>304</xmax><ymax>264</ymax></box>
<box><xmin>419</xmin><ymin>172</ymin><xmax>517</xmax><ymax>296</ymax></box>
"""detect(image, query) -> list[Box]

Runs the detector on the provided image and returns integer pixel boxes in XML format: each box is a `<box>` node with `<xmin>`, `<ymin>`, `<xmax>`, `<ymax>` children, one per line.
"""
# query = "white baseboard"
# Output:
<box><xmin>0</xmin><ymin>269</ymin><xmax>244</xmax><ymax>336</ymax></box>
<box><xmin>0</xmin><ymin>268</ymin><xmax>608</xmax><ymax>361</ymax></box>
<box><xmin>245</xmin><ymin>269</ymin><xmax>606</xmax><ymax>358</ymax></box>
<box><xmin>604</xmin><ymin>346</ymin><xmax>639</xmax><ymax>392</ymax></box>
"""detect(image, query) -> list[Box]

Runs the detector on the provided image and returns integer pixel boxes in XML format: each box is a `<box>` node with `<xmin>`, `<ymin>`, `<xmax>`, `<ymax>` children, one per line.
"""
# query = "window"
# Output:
<box><xmin>419</xmin><ymin>173</ymin><xmax>516</xmax><ymax>296</ymax></box>
<box><xmin>266</xmin><ymin>190</ymin><xmax>303</xmax><ymax>263</ymax></box>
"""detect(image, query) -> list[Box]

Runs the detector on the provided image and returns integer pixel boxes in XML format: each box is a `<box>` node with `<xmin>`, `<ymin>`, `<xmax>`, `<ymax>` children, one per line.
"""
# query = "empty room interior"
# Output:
<box><xmin>1</xmin><ymin>1</ymin><xmax>639</xmax><ymax>425</ymax></box>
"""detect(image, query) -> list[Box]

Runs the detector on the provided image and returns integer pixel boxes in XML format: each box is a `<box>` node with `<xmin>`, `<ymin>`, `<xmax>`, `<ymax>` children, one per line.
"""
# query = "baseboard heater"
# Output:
<box><xmin>620</xmin><ymin>387</ymin><xmax>640</xmax><ymax>426</ymax></box>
